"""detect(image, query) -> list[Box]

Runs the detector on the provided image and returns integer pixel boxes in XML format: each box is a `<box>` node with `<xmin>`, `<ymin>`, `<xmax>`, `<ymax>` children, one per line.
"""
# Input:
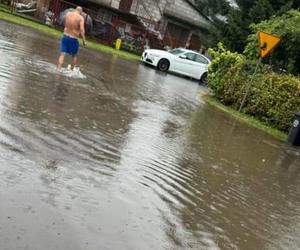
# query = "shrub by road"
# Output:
<box><xmin>208</xmin><ymin>43</ymin><xmax>300</xmax><ymax>132</ymax></box>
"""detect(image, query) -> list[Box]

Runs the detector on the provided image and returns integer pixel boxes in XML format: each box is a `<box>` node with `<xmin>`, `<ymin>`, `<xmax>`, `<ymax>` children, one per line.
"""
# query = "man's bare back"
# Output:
<box><xmin>64</xmin><ymin>11</ymin><xmax>84</xmax><ymax>38</ymax></box>
<box><xmin>57</xmin><ymin>6</ymin><xmax>86</xmax><ymax>70</ymax></box>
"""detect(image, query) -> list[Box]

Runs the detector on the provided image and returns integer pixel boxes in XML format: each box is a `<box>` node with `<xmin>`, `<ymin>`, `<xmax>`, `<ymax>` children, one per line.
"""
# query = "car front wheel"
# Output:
<box><xmin>157</xmin><ymin>59</ymin><xmax>170</xmax><ymax>72</ymax></box>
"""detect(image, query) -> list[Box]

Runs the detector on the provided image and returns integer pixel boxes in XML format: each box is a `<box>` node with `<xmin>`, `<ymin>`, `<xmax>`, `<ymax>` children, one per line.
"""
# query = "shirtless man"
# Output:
<box><xmin>57</xmin><ymin>6</ymin><xmax>86</xmax><ymax>70</ymax></box>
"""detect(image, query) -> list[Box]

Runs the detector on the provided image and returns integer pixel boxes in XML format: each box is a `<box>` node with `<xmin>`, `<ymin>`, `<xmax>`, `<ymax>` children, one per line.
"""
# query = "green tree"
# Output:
<box><xmin>205</xmin><ymin>0</ymin><xmax>299</xmax><ymax>52</ymax></box>
<box><xmin>236</xmin><ymin>0</ymin><xmax>293</xmax><ymax>14</ymax></box>
<box><xmin>292</xmin><ymin>0</ymin><xmax>300</xmax><ymax>8</ymax></box>
<box><xmin>249</xmin><ymin>0</ymin><xmax>274</xmax><ymax>23</ymax></box>
<box><xmin>244</xmin><ymin>10</ymin><xmax>300</xmax><ymax>75</ymax></box>
<box><xmin>222</xmin><ymin>9</ymin><xmax>250</xmax><ymax>52</ymax></box>
<box><xmin>195</xmin><ymin>0</ymin><xmax>230</xmax><ymax>16</ymax></box>
<box><xmin>235</xmin><ymin>0</ymin><xmax>254</xmax><ymax>12</ymax></box>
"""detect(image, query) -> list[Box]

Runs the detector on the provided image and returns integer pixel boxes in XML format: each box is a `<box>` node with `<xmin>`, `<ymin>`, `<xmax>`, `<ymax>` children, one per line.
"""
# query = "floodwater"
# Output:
<box><xmin>0</xmin><ymin>20</ymin><xmax>300</xmax><ymax>250</ymax></box>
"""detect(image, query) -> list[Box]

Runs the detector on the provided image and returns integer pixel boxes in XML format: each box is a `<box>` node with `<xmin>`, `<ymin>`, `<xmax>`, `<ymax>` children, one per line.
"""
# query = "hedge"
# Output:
<box><xmin>208</xmin><ymin>43</ymin><xmax>300</xmax><ymax>132</ymax></box>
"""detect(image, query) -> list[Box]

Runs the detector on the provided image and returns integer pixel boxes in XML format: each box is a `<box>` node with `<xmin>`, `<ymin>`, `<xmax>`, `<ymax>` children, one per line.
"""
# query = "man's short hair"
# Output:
<box><xmin>76</xmin><ymin>6</ymin><xmax>83</xmax><ymax>14</ymax></box>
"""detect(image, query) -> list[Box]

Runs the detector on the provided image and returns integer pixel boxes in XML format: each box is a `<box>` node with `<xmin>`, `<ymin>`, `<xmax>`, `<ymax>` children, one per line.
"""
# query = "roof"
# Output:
<box><xmin>163</xmin><ymin>1</ymin><xmax>211</xmax><ymax>29</ymax></box>
<box><xmin>184</xmin><ymin>0</ymin><xmax>211</xmax><ymax>22</ymax></box>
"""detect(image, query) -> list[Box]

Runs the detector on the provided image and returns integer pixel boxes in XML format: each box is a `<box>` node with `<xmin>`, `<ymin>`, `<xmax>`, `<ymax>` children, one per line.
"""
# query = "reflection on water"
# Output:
<box><xmin>0</xmin><ymin>20</ymin><xmax>300</xmax><ymax>250</ymax></box>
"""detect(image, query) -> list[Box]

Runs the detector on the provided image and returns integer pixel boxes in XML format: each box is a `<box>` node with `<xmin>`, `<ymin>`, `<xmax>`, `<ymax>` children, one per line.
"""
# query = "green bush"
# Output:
<box><xmin>208</xmin><ymin>43</ymin><xmax>300</xmax><ymax>132</ymax></box>
<box><xmin>120</xmin><ymin>41</ymin><xmax>141</xmax><ymax>55</ymax></box>
<box><xmin>208</xmin><ymin>43</ymin><xmax>246</xmax><ymax>101</ymax></box>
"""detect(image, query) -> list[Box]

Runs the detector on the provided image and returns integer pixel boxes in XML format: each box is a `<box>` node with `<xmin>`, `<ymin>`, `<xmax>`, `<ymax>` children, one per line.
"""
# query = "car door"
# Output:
<box><xmin>194</xmin><ymin>54</ymin><xmax>210</xmax><ymax>79</ymax></box>
<box><xmin>173</xmin><ymin>52</ymin><xmax>197</xmax><ymax>77</ymax></box>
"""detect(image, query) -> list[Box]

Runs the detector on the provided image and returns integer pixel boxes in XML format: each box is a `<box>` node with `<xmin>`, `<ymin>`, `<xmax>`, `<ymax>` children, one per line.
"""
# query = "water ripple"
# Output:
<box><xmin>1</xmin><ymin>20</ymin><xmax>300</xmax><ymax>250</ymax></box>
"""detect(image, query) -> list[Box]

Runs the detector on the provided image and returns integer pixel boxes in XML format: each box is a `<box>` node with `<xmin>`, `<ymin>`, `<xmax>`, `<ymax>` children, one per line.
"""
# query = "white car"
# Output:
<box><xmin>141</xmin><ymin>48</ymin><xmax>210</xmax><ymax>83</ymax></box>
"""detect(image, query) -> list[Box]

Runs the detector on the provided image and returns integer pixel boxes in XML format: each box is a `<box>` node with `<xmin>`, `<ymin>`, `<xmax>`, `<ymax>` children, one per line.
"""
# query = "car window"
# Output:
<box><xmin>194</xmin><ymin>54</ymin><xmax>209</xmax><ymax>64</ymax></box>
<box><xmin>169</xmin><ymin>49</ymin><xmax>185</xmax><ymax>55</ymax></box>
<box><xmin>184</xmin><ymin>52</ymin><xmax>196</xmax><ymax>61</ymax></box>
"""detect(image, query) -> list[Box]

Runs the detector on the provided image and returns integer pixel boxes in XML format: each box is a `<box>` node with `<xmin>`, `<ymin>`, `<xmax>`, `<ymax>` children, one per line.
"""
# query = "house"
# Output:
<box><xmin>40</xmin><ymin>0</ymin><xmax>211</xmax><ymax>51</ymax></box>
<box><xmin>130</xmin><ymin>0</ymin><xmax>211</xmax><ymax>50</ymax></box>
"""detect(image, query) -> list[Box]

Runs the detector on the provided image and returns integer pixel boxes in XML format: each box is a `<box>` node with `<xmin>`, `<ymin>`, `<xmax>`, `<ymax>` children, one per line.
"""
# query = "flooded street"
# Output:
<box><xmin>1</xmin><ymin>20</ymin><xmax>300</xmax><ymax>250</ymax></box>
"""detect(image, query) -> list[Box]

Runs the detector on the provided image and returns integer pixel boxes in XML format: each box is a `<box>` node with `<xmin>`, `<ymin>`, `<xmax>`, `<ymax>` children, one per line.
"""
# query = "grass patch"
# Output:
<box><xmin>203</xmin><ymin>94</ymin><xmax>288</xmax><ymax>141</ymax></box>
<box><xmin>0</xmin><ymin>9</ymin><xmax>140</xmax><ymax>61</ymax></box>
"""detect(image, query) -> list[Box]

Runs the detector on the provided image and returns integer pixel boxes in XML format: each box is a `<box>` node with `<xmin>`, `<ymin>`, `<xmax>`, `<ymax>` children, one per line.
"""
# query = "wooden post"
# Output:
<box><xmin>35</xmin><ymin>0</ymin><xmax>51</xmax><ymax>20</ymax></box>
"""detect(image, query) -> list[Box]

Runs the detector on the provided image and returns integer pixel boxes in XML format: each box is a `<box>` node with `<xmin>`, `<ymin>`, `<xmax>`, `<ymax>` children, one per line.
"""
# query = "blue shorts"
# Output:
<box><xmin>60</xmin><ymin>35</ymin><xmax>79</xmax><ymax>56</ymax></box>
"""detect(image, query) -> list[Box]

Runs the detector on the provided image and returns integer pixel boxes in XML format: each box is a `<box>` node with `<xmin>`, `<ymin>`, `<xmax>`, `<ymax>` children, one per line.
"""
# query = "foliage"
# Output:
<box><xmin>248</xmin><ymin>0</ymin><xmax>273</xmax><ymax>23</ymax></box>
<box><xmin>208</xmin><ymin>43</ymin><xmax>300</xmax><ymax>132</ymax></box>
<box><xmin>293</xmin><ymin>0</ymin><xmax>300</xmax><ymax>8</ymax></box>
<box><xmin>244</xmin><ymin>10</ymin><xmax>300</xmax><ymax>75</ymax></box>
<box><xmin>195</xmin><ymin>0</ymin><xmax>230</xmax><ymax>16</ymax></box>
<box><xmin>236</xmin><ymin>0</ymin><xmax>294</xmax><ymax>13</ymax></box>
<box><xmin>219</xmin><ymin>8</ymin><xmax>250</xmax><ymax>52</ymax></box>
<box><xmin>205</xmin><ymin>0</ymin><xmax>300</xmax><ymax>53</ymax></box>
<box><xmin>207</xmin><ymin>43</ymin><xmax>245</xmax><ymax>97</ymax></box>
<box><xmin>120</xmin><ymin>41</ymin><xmax>141</xmax><ymax>55</ymax></box>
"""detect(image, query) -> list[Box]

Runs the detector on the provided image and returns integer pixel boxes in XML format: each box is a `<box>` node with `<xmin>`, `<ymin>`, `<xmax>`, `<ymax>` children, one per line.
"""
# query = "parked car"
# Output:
<box><xmin>141</xmin><ymin>48</ymin><xmax>210</xmax><ymax>84</ymax></box>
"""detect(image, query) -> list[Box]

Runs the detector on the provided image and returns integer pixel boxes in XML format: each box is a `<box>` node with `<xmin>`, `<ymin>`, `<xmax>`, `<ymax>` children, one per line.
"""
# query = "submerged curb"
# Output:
<box><xmin>202</xmin><ymin>94</ymin><xmax>287</xmax><ymax>141</ymax></box>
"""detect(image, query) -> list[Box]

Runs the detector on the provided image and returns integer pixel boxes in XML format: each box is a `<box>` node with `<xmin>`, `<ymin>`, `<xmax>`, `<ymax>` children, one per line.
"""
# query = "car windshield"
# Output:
<box><xmin>168</xmin><ymin>49</ymin><xmax>185</xmax><ymax>55</ymax></box>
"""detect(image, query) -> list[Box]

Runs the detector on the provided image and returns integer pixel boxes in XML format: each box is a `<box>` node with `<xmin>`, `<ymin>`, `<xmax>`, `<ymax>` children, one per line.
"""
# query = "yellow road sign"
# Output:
<box><xmin>258</xmin><ymin>31</ymin><xmax>280</xmax><ymax>58</ymax></box>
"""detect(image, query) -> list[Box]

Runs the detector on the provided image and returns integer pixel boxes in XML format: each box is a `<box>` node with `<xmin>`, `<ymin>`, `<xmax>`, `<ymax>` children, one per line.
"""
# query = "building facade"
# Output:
<box><xmin>85</xmin><ymin>0</ymin><xmax>211</xmax><ymax>50</ymax></box>
<box><xmin>38</xmin><ymin>0</ymin><xmax>211</xmax><ymax>51</ymax></box>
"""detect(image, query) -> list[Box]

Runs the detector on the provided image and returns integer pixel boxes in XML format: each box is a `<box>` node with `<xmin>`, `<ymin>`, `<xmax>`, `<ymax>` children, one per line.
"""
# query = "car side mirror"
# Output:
<box><xmin>179</xmin><ymin>55</ymin><xmax>187</xmax><ymax>59</ymax></box>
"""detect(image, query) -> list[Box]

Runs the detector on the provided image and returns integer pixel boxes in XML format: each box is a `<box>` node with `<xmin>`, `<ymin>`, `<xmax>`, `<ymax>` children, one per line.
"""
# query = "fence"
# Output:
<box><xmin>5</xmin><ymin>0</ymin><xmax>165</xmax><ymax>54</ymax></box>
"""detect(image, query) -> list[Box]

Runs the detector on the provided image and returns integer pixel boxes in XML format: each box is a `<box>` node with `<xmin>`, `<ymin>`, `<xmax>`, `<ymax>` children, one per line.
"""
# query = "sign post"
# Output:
<box><xmin>238</xmin><ymin>32</ymin><xmax>281</xmax><ymax>112</ymax></box>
